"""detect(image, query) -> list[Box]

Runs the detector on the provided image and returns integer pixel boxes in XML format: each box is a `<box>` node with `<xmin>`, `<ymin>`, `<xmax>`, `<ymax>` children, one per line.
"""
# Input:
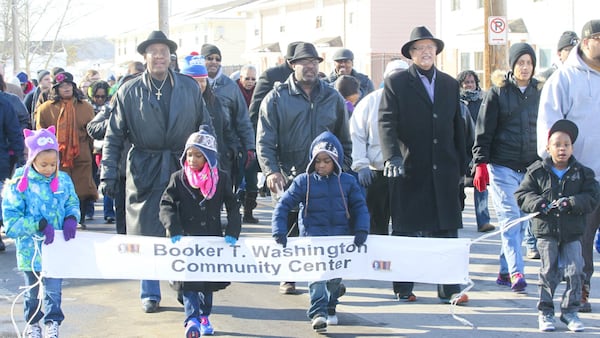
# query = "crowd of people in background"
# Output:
<box><xmin>1</xmin><ymin>18</ymin><xmax>600</xmax><ymax>337</ymax></box>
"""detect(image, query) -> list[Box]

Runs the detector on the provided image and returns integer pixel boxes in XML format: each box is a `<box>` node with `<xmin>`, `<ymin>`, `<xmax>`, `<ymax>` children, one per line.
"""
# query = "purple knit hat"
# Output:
<box><xmin>17</xmin><ymin>126</ymin><xmax>60</xmax><ymax>192</ymax></box>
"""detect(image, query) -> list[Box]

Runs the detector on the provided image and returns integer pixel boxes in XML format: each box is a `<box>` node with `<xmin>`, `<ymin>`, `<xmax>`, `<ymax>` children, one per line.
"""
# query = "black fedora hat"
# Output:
<box><xmin>285</xmin><ymin>41</ymin><xmax>304</xmax><ymax>60</ymax></box>
<box><xmin>289</xmin><ymin>42</ymin><xmax>324</xmax><ymax>63</ymax></box>
<box><xmin>137</xmin><ymin>30</ymin><xmax>178</xmax><ymax>55</ymax></box>
<box><xmin>401</xmin><ymin>26</ymin><xmax>444</xmax><ymax>59</ymax></box>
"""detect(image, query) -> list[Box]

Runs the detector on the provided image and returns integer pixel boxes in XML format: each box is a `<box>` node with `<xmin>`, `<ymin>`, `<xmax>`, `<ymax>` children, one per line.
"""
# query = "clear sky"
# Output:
<box><xmin>30</xmin><ymin>0</ymin><xmax>198</xmax><ymax>40</ymax></box>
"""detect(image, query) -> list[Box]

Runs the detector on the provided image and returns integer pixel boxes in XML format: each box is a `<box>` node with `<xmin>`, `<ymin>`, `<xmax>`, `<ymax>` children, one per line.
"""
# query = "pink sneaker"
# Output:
<box><xmin>511</xmin><ymin>272</ymin><xmax>527</xmax><ymax>292</ymax></box>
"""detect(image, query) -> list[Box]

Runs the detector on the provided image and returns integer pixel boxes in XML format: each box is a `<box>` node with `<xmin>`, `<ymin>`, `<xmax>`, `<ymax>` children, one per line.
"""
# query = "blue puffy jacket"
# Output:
<box><xmin>272</xmin><ymin>131</ymin><xmax>369</xmax><ymax>237</ymax></box>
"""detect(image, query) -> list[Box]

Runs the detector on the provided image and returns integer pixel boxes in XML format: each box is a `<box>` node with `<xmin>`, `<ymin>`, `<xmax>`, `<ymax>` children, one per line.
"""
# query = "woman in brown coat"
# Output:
<box><xmin>36</xmin><ymin>71</ymin><xmax>97</xmax><ymax>226</ymax></box>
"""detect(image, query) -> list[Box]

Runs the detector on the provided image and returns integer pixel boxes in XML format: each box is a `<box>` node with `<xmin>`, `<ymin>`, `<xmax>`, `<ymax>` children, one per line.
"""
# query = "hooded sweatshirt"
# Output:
<box><xmin>537</xmin><ymin>45</ymin><xmax>600</xmax><ymax>180</ymax></box>
<box><xmin>272</xmin><ymin>131</ymin><xmax>369</xmax><ymax>237</ymax></box>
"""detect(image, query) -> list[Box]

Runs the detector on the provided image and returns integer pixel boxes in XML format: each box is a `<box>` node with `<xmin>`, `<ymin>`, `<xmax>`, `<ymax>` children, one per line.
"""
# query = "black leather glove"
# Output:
<box><xmin>383</xmin><ymin>156</ymin><xmax>404</xmax><ymax>178</ymax></box>
<box><xmin>274</xmin><ymin>234</ymin><xmax>287</xmax><ymax>248</ymax></box>
<box><xmin>354</xmin><ymin>231</ymin><xmax>368</xmax><ymax>247</ymax></box>
<box><xmin>99</xmin><ymin>179</ymin><xmax>118</xmax><ymax>199</ymax></box>
<box><xmin>556</xmin><ymin>197</ymin><xmax>572</xmax><ymax>213</ymax></box>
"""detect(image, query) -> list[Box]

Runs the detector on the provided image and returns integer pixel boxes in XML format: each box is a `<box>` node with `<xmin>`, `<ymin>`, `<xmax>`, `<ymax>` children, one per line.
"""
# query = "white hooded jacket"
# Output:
<box><xmin>537</xmin><ymin>44</ymin><xmax>600</xmax><ymax>180</ymax></box>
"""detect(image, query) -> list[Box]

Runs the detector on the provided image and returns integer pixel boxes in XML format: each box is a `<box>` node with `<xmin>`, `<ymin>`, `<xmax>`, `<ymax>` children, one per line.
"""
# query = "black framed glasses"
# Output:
<box><xmin>206</xmin><ymin>56</ymin><xmax>221</xmax><ymax>62</ymax></box>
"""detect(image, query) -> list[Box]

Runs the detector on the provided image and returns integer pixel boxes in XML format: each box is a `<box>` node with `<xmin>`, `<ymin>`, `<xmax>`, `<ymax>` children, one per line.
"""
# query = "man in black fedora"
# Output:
<box><xmin>249</xmin><ymin>41</ymin><xmax>303</xmax><ymax>130</ymax></box>
<box><xmin>378</xmin><ymin>26</ymin><xmax>468</xmax><ymax>304</ymax></box>
<box><xmin>256</xmin><ymin>42</ymin><xmax>352</xmax><ymax>302</ymax></box>
<box><xmin>100</xmin><ymin>30</ymin><xmax>212</xmax><ymax>314</ymax></box>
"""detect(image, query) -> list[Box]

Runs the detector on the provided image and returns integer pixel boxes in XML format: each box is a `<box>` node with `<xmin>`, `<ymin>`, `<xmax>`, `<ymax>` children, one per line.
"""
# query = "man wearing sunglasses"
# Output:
<box><xmin>256</xmin><ymin>42</ymin><xmax>352</xmax><ymax>296</ymax></box>
<box><xmin>201</xmin><ymin>44</ymin><xmax>255</xmax><ymax>183</ymax></box>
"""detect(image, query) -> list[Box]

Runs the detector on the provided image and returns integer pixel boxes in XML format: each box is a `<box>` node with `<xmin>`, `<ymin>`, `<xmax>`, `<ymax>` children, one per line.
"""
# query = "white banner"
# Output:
<box><xmin>42</xmin><ymin>232</ymin><xmax>470</xmax><ymax>284</ymax></box>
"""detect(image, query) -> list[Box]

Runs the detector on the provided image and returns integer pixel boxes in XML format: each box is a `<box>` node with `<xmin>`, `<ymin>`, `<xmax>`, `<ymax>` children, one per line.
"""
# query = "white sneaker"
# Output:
<box><xmin>326</xmin><ymin>314</ymin><xmax>338</xmax><ymax>325</ymax></box>
<box><xmin>311</xmin><ymin>316</ymin><xmax>327</xmax><ymax>332</ymax></box>
<box><xmin>561</xmin><ymin>312</ymin><xmax>585</xmax><ymax>332</ymax></box>
<box><xmin>25</xmin><ymin>323</ymin><xmax>42</xmax><ymax>338</ymax></box>
<box><xmin>45</xmin><ymin>321</ymin><xmax>59</xmax><ymax>338</ymax></box>
<box><xmin>538</xmin><ymin>314</ymin><xmax>555</xmax><ymax>332</ymax></box>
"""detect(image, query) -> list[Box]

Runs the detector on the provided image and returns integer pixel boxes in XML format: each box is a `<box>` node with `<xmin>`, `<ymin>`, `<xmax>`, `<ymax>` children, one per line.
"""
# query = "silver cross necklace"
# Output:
<box><xmin>149</xmin><ymin>74</ymin><xmax>168</xmax><ymax>100</ymax></box>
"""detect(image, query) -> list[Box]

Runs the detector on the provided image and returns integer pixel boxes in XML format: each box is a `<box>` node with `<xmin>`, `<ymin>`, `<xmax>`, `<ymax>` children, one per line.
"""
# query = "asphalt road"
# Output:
<box><xmin>1</xmin><ymin>188</ymin><xmax>600</xmax><ymax>337</ymax></box>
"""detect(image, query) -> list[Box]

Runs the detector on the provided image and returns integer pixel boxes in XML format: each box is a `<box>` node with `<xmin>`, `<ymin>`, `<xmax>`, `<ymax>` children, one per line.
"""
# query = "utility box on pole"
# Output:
<box><xmin>483</xmin><ymin>0</ymin><xmax>508</xmax><ymax>89</ymax></box>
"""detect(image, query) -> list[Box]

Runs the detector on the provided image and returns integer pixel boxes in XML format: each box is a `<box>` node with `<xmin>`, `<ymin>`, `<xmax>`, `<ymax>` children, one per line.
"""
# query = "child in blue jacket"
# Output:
<box><xmin>2</xmin><ymin>126</ymin><xmax>80</xmax><ymax>337</ymax></box>
<box><xmin>272</xmin><ymin>131</ymin><xmax>369</xmax><ymax>333</ymax></box>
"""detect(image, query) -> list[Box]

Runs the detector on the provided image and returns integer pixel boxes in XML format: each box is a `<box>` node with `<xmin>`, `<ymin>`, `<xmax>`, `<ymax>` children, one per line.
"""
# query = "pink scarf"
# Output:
<box><xmin>184</xmin><ymin>162</ymin><xmax>219</xmax><ymax>199</ymax></box>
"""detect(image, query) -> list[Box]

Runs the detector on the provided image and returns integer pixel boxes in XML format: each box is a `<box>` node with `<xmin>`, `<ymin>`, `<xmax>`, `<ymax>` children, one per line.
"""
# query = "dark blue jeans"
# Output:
<box><xmin>183</xmin><ymin>290</ymin><xmax>213</xmax><ymax>323</ymax></box>
<box><xmin>23</xmin><ymin>271</ymin><xmax>64</xmax><ymax>324</ymax></box>
<box><xmin>307</xmin><ymin>278</ymin><xmax>341</xmax><ymax>319</ymax></box>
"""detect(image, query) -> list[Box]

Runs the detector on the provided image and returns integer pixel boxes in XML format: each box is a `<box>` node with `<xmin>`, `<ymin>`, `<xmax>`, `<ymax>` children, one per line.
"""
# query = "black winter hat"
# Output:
<box><xmin>201</xmin><ymin>44</ymin><xmax>221</xmax><ymax>59</ymax></box>
<box><xmin>401</xmin><ymin>26</ymin><xmax>444</xmax><ymax>59</ymax></box>
<box><xmin>509</xmin><ymin>42</ymin><xmax>536</xmax><ymax>72</ymax></box>
<box><xmin>548</xmin><ymin>119</ymin><xmax>578</xmax><ymax>143</ymax></box>
<box><xmin>289</xmin><ymin>43</ymin><xmax>323</xmax><ymax>63</ymax></box>
<box><xmin>137</xmin><ymin>30</ymin><xmax>178</xmax><ymax>55</ymax></box>
<box><xmin>557</xmin><ymin>31</ymin><xmax>579</xmax><ymax>51</ymax></box>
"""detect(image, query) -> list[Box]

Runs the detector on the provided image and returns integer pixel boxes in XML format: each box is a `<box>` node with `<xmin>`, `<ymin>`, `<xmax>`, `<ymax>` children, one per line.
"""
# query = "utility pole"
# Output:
<box><xmin>483</xmin><ymin>0</ymin><xmax>508</xmax><ymax>89</ymax></box>
<box><xmin>11</xmin><ymin>0</ymin><xmax>19</xmax><ymax>74</ymax></box>
<box><xmin>158</xmin><ymin>0</ymin><xmax>169</xmax><ymax>35</ymax></box>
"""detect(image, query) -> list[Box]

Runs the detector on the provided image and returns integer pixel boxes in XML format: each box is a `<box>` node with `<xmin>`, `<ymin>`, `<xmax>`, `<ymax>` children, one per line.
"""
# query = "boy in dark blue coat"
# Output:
<box><xmin>515</xmin><ymin>120</ymin><xmax>599</xmax><ymax>332</ymax></box>
<box><xmin>272</xmin><ymin>131</ymin><xmax>369</xmax><ymax>333</ymax></box>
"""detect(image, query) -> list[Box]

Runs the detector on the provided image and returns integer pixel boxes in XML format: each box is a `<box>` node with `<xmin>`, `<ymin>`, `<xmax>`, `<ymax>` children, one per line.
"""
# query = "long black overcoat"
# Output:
<box><xmin>378</xmin><ymin>65</ymin><xmax>466</xmax><ymax>232</ymax></box>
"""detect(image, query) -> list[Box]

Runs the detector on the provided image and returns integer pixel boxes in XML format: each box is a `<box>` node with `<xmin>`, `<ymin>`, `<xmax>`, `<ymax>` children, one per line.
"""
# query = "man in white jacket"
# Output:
<box><xmin>349</xmin><ymin>60</ymin><xmax>409</xmax><ymax>235</ymax></box>
<box><xmin>537</xmin><ymin>19</ymin><xmax>600</xmax><ymax>313</ymax></box>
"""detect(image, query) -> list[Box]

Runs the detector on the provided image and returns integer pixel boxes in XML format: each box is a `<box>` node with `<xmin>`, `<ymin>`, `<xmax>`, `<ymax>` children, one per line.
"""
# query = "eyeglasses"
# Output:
<box><xmin>295</xmin><ymin>58</ymin><xmax>320</xmax><ymax>66</ymax></box>
<box><xmin>588</xmin><ymin>34</ymin><xmax>600</xmax><ymax>41</ymax></box>
<box><xmin>411</xmin><ymin>45</ymin><xmax>436</xmax><ymax>53</ymax></box>
<box><xmin>206</xmin><ymin>56</ymin><xmax>221</xmax><ymax>62</ymax></box>
<box><xmin>145</xmin><ymin>49</ymin><xmax>170</xmax><ymax>58</ymax></box>
<box><xmin>94</xmin><ymin>95</ymin><xmax>107</xmax><ymax>99</ymax></box>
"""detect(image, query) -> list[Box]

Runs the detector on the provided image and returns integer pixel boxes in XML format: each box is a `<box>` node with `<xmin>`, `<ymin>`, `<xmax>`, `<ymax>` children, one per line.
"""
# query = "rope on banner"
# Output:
<box><xmin>449</xmin><ymin>212</ymin><xmax>540</xmax><ymax>329</ymax></box>
<box><xmin>11</xmin><ymin>235</ymin><xmax>45</xmax><ymax>338</ymax></box>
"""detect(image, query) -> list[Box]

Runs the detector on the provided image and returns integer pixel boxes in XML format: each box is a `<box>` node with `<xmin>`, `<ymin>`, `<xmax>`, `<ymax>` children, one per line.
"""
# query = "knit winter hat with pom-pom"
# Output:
<box><xmin>17</xmin><ymin>126</ymin><xmax>60</xmax><ymax>192</ymax></box>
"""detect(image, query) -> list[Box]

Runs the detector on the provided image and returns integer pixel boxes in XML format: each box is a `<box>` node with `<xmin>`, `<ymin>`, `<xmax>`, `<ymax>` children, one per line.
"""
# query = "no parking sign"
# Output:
<box><xmin>488</xmin><ymin>16</ymin><xmax>507</xmax><ymax>45</ymax></box>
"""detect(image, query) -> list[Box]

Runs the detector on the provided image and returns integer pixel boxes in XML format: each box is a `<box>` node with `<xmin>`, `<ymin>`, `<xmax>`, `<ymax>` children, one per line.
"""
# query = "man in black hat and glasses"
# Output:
<box><xmin>378</xmin><ymin>26</ymin><xmax>468</xmax><ymax>304</ymax></box>
<box><xmin>100</xmin><ymin>30</ymin><xmax>212</xmax><ymax>314</ymax></box>
<box><xmin>257</xmin><ymin>42</ymin><xmax>352</xmax><ymax>296</ymax></box>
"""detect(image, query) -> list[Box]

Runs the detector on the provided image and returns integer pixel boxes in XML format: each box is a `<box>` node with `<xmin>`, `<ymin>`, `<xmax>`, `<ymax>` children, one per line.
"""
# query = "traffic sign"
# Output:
<box><xmin>488</xmin><ymin>16</ymin><xmax>507</xmax><ymax>45</ymax></box>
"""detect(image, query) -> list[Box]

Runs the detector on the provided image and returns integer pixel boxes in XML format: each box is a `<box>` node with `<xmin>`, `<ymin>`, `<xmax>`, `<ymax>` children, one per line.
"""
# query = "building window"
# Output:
<box><xmin>539</xmin><ymin>48</ymin><xmax>552</xmax><ymax>69</ymax></box>
<box><xmin>477</xmin><ymin>0</ymin><xmax>483</xmax><ymax>8</ymax></box>
<box><xmin>280</xmin><ymin>26</ymin><xmax>285</xmax><ymax>32</ymax></box>
<box><xmin>316</xmin><ymin>16</ymin><xmax>322</xmax><ymax>28</ymax></box>
<box><xmin>460</xmin><ymin>52</ymin><xmax>471</xmax><ymax>71</ymax></box>
<box><xmin>349</xmin><ymin>12</ymin><xmax>354</xmax><ymax>24</ymax></box>
<box><xmin>254</xmin><ymin>29</ymin><xmax>259</xmax><ymax>36</ymax></box>
<box><xmin>451</xmin><ymin>0</ymin><xmax>460</xmax><ymax>11</ymax></box>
